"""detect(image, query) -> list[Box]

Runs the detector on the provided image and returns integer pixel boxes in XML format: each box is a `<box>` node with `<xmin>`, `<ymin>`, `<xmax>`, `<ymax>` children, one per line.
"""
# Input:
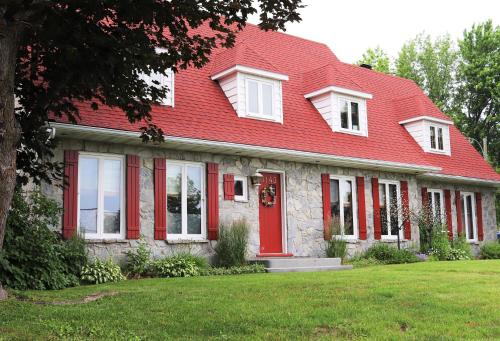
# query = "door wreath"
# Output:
<box><xmin>260</xmin><ymin>184</ymin><xmax>276</xmax><ymax>207</ymax></box>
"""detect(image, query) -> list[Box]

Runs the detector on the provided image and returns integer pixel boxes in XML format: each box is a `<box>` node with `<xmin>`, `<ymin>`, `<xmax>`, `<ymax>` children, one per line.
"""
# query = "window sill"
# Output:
<box><xmin>336</xmin><ymin>128</ymin><xmax>367</xmax><ymax>137</ymax></box>
<box><xmin>85</xmin><ymin>238</ymin><xmax>128</xmax><ymax>244</ymax></box>
<box><xmin>166</xmin><ymin>239</ymin><xmax>210</xmax><ymax>244</ymax></box>
<box><xmin>379</xmin><ymin>238</ymin><xmax>408</xmax><ymax>243</ymax></box>
<box><xmin>242</xmin><ymin>113</ymin><xmax>282</xmax><ymax>124</ymax></box>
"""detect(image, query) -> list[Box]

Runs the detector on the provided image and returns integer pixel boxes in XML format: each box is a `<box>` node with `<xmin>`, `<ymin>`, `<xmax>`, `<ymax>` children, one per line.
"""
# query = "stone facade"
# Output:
<box><xmin>42</xmin><ymin>138</ymin><xmax>498</xmax><ymax>263</ymax></box>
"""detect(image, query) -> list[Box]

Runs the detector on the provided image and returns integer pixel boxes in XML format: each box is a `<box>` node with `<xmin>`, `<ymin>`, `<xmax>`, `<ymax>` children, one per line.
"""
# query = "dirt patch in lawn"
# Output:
<box><xmin>16</xmin><ymin>291</ymin><xmax>119</xmax><ymax>305</ymax></box>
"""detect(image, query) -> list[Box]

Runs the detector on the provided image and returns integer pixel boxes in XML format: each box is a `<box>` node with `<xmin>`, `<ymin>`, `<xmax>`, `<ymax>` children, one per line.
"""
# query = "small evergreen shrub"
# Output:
<box><xmin>362</xmin><ymin>243</ymin><xmax>419</xmax><ymax>264</ymax></box>
<box><xmin>200</xmin><ymin>264</ymin><xmax>266</xmax><ymax>276</ymax></box>
<box><xmin>149</xmin><ymin>257</ymin><xmax>199</xmax><ymax>278</ymax></box>
<box><xmin>0</xmin><ymin>190</ymin><xmax>88</xmax><ymax>290</ymax></box>
<box><xmin>125</xmin><ymin>238</ymin><xmax>152</xmax><ymax>277</ymax></box>
<box><xmin>325</xmin><ymin>218</ymin><xmax>348</xmax><ymax>260</ymax></box>
<box><xmin>480</xmin><ymin>242</ymin><xmax>500</xmax><ymax>259</ymax></box>
<box><xmin>80</xmin><ymin>259</ymin><xmax>125</xmax><ymax>284</ymax></box>
<box><xmin>215</xmin><ymin>219</ymin><xmax>249</xmax><ymax>267</ymax></box>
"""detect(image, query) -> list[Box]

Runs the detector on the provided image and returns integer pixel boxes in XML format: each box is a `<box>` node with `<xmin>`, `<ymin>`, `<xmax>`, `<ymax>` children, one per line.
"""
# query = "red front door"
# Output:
<box><xmin>259</xmin><ymin>172</ymin><xmax>283</xmax><ymax>254</ymax></box>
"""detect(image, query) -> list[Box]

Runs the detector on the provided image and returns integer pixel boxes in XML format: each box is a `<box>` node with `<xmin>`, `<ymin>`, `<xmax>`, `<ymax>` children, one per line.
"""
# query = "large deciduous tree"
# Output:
<box><xmin>0</xmin><ymin>1</ymin><xmax>303</xmax><ymax>269</ymax></box>
<box><xmin>395</xmin><ymin>34</ymin><xmax>458</xmax><ymax>114</ymax></box>
<box><xmin>356</xmin><ymin>46</ymin><xmax>391</xmax><ymax>74</ymax></box>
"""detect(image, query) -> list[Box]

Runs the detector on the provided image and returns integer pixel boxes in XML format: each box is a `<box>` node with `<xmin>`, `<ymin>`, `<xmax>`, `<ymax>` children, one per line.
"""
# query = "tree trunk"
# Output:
<box><xmin>0</xmin><ymin>24</ymin><xmax>21</xmax><ymax>248</ymax></box>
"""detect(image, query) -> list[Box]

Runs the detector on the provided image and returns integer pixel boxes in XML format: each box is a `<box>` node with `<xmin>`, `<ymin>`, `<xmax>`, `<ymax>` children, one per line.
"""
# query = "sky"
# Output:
<box><xmin>249</xmin><ymin>0</ymin><xmax>500</xmax><ymax>64</ymax></box>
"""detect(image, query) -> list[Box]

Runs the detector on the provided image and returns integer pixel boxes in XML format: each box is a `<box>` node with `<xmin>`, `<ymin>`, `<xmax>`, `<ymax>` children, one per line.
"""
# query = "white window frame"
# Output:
<box><xmin>245</xmin><ymin>76</ymin><xmax>275</xmax><ymax>119</ymax></box>
<box><xmin>338</xmin><ymin>97</ymin><xmax>361</xmax><ymax>133</ymax></box>
<box><xmin>77</xmin><ymin>152</ymin><xmax>125</xmax><ymax>240</ymax></box>
<box><xmin>330</xmin><ymin>175</ymin><xmax>358</xmax><ymax>240</ymax></box>
<box><xmin>378</xmin><ymin>180</ymin><xmax>403</xmax><ymax>240</ymax></box>
<box><xmin>461</xmin><ymin>192</ymin><xmax>478</xmax><ymax>242</ymax></box>
<box><xmin>233</xmin><ymin>175</ymin><xmax>248</xmax><ymax>202</ymax></box>
<box><xmin>427</xmin><ymin>189</ymin><xmax>444</xmax><ymax>221</ymax></box>
<box><xmin>166</xmin><ymin>161</ymin><xmax>206</xmax><ymax>241</ymax></box>
<box><xmin>429</xmin><ymin>124</ymin><xmax>444</xmax><ymax>152</ymax></box>
<box><xmin>139</xmin><ymin>68</ymin><xmax>174</xmax><ymax>107</ymax></box>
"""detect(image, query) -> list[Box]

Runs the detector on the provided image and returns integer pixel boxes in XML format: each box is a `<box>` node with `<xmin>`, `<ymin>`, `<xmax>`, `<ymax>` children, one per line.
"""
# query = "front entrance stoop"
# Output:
<box><xmin>250</xmin><ymin>257</ymin><xmax>353</xmax><ymax>273</ymax></box>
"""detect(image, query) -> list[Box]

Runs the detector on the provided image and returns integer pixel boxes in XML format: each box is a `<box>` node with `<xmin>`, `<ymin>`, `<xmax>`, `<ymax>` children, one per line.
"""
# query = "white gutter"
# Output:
<box><xmin>417</xmin><ymin>173</ymin><xmax>500</xmax><ymax>188</ymax></box>
<box><xmin>51</xmin><ymin>122</ymin><xmax>441</xmax><ymax>174</ymax></box>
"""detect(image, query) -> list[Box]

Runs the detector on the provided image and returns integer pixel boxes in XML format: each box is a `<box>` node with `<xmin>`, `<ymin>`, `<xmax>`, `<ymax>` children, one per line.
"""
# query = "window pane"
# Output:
<box><xmin>342</xmin><ymin>180</ymin><xmax>354</xmax><ymax>235</ymax></box>
<box><xmin>234</xmin><ymin>180</ymin><xmax>243</xmax><ymax>196</ymax></box>
<box><xmin>330</xmin><ymin>179</ymin><xmax>340</xmax><ymax>234</ymax></box>
<box><xmin>80</xmin><ymin>157</ymin><xmax>98</xmax><ymax>234</ymax></box>
<box><xmin>167</xmin><ymin>165</ymin><xmax>182</xmax><ymax>234</ymax></box>
<box><xmin>461</xmin><ymin>195</ymin><xmax>466</xmax><ymax>237</ymax></box>
<box><xmin>351</xmin><ymin>102</ymin><xmax>359</xmax><ymax>130</ymax></box>
<box><xmin>434</xmin><ymin>192</ymin><xmax>441</xmax><ymax>222</ymax></box>
<box><xmin>389</xmin><ymin>184</ymin><xmax>399</xmax><ymax>236</ymax></box>
<box><xmin>466</xmin><ymin>195</ymin><xmax>474</xmax><ymax>239</ymax></box>
<box><xmin>340</xmin><ymin>100</ymin><xmax>349</xmax><ymax>129</ymax></box>
<box><xmin>430</xmin><ymin>126</ymin><xmax>436</xmax><ymax>149</ymax></box>
<box><xmin>103</xmin><ymin>159</ymin><xmax>121</xmax><ymax>234</ymax></box>
<box><xmin>379</xmin><ymin>184</ymin><xmax>387</xmax><ymax>235</ymax></box>
<box><xmin>248</xmin><ymin>80</ymin><xmax>259</xmax><ymax>113</ymax></box>
<box><xmin>437</xmin><ymin>128</ymin><xmax>444</xmax><ymax>150</ymax></box>
<box><xmin>262</xmin><ymin>83</ymin><xmax>273</xmax><ymax>116</ymax></box>
<box><xmin>187</xmin><ymin>166</ymin><xmax>202</xmax><ymax>235</ymax></box>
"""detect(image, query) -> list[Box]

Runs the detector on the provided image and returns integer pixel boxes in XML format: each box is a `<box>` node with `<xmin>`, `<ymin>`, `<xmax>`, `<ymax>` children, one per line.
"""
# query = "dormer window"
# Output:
<box><xmin>246</xmin><ymin>77</ymin><xmax>274</xmax><ymax>117</ymax></box>
<box><xmin>139</xmin><ymin>69</ymin><xmax>174</xmax><ymax>106</ymax></box>
<box><xmin>340</xmin><ymin>98</ymin><xmax>360</xmax><ymax>131</ymax></box>
<box><xmin>430</xmin><ymin>125</ymin><xmax>444</xmax><ymax>151</ymax></box>
<box><xmin>399</xmin><ymin>116</ymin><xmax>452</xmax><ymax>156</ymax></box>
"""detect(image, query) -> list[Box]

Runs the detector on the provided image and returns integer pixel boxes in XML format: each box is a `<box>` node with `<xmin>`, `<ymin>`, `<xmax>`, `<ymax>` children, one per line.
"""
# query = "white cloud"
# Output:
<box><xmin>249</xmin><ymin>0</ymin><xmax>499</xmax><ymax>63</ymax></box>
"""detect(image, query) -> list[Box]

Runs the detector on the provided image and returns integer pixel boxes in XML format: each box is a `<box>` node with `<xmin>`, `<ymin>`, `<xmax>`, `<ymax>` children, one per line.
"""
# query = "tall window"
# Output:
<box><xmin>79</xmin><ymin>154</ymin><xmax>124</xmax><ymax>239</ymax></box>
<box><xmin>379</xmin><ymin>181</ymin><xmax>401</xmax><ymax>238</ymax></box>
<box><xmin>460</xmin><ymin>193</ymin><xmax>477</xmax><ymax>241</ymax></box>
<box><xmin>330</xmin><ymin>176</ymin><xmax>358</xmax><ymax>238</ymax></box>
<box><xmin>427</xmin><ymin>189</ymin><xmax>443</xmax><ymax>222</ymax></box>
<box><xmin>246</xmin><ymin>77</ymin><xmax>274</xmax><ymax>117</ymax></box>
<box><xmin>430</xmin><ymin>125</ymin><xmax>444</xmax><ymax>151</ymax></box>
<box><xmin>340</xmin><ymin>99</ymin><xmax>360</xmax><ymax>131</ymax></box>
<box><xmin>166</xmin><ymin>162</ymin><xmax>205</xmax><ymax>240</ymax></box>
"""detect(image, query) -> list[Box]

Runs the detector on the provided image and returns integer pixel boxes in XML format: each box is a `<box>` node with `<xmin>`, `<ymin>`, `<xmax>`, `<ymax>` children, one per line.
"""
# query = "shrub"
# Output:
<box><xmin>201</xmin><ymin>264</ymin><xmax>266</xmax><ymax>276</ymax></box>
<box><xmin>348</xmin><ymin>257</ymin><xmax>384</xmax><ymax>268</ymax></box>
<box><xmin>215</xmin><ymin>219</ymin><xmax>249</xmax><ymax>267</ymax></box>
<box><xmin>325</xmin><ymin>218</ymin><xmax>348</xmax><ymax>260</ymax></box>
<box><xmin>125</xmin><ymin>238</ymin><xmax>152</xmax><ymax>278</ymax></box>
<box><xmin>172</xmin><ymin>252</ymin><xmax>208</xmax><ymax>270</ymax></box>
<box><xmin>451</xmin><ymin>235</ymin><xmax>473</xmax><ymax>260</ymax></box>
<box><xmin>363</xmin><ymin>243</ymin><xmax>420</xmax><ymax>264</ymax></box>
<box><xmin>480</xmin><ymin>242</ymin><xmax>500</xmax><ymax>259</ymax></box>
<box><xmin>80</xmin><ymin>259</ymin><xmax>125</xmax><ymax>284</ymax></box>
<box><xmin>429</xmin><ymin>228</ymin><xmax>452</xmax><ymax>260</ymax></box>
<box><xmin>0</xmin><ymin>190</ymin><xmax>88</xmax><ymax>290</ymax></box>
<box><xmin>149</xmin><ymin>257</ymin><xmax>199</xmax><ymax>278</ymax></box>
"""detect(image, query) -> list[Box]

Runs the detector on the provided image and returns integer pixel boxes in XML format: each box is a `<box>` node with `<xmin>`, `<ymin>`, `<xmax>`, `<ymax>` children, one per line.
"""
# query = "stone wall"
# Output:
<box><xmin>42</xmin><ymin>138</ymin><xmax>498</xmax><ymax>262</ymax></box>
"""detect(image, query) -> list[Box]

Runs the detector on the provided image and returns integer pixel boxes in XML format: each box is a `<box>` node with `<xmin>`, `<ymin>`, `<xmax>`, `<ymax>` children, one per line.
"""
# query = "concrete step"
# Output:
<box><xmin>265</xmin><ymin>265</ymin><xmax>353</xmax><ymax>273</ymax></box>
<box><xmin>252</xmin><ymin>257</ymin><xmax>342</xmax><ymax>268</ymax></box>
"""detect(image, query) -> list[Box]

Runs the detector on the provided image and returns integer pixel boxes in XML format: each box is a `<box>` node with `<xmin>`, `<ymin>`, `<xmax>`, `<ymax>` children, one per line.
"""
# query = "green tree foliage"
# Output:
<box><xmin>357</xmin><ymin>46</ymin><xmax>391</xmax><ymax>73</ymax></box>
<box><xmin>395</xmin><ymin>34</ymin><xmax>458</xmax><ymax>114</ymax></box>
<box><xmin>453</xmin><ymin>20</ymin><xmax>499</xmax><ymax>168</ymax></box>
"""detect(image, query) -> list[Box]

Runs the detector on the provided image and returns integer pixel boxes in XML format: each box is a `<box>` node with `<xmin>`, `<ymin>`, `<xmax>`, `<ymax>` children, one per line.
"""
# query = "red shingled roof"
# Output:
<box><xmin>54</xmin><ymin>23</ymin><xmax>500</xmax><ymax>182</ymax></box>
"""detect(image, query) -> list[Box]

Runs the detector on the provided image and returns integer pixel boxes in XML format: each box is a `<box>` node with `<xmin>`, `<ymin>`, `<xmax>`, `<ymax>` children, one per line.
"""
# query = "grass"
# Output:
<box><xmin>1</xmin><ymin>260</ymin><xmax>500</xmax><ymax>340</ymax></box>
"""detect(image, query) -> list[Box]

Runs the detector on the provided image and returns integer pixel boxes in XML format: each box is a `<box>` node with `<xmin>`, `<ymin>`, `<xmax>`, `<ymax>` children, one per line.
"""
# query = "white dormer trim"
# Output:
<box><xmin>304</xmin><ymin>86</ymin><xmax>373</xmax><ymax>100</ymax></box>
<box><xmin>399</xmin><ymin>116</ymin><xmax>453</xmax><ymax>125</ymax></box>
<box><xmin>211</xmin><ymin>65</ymin><xmax>289</xmax><ymax>81</ymax></box>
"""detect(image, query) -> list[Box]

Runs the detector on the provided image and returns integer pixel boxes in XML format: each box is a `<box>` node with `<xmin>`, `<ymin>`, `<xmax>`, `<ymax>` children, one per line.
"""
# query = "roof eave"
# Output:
<box><xmin>210</xmin><ymin>65</ymin><xmax>289</xmax><ymax>81</ymax></box>
<box><xmin>417</xmin><ymin>172</ymin><xmax>500</xmax><ymax>188</ymax></box>
<box><xmin>304</xmin><ymin>85</ymin><xmax>373</xmax><ymax>100</ymax></box>
<box><xmin>399</xmin><ymin>115</ymin><xmax>453</xmax><ymax>125</ymax></box>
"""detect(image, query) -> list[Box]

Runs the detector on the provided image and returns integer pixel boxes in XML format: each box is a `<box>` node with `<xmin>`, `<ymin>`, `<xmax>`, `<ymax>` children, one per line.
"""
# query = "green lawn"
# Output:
<box><xmin>1</xmin><ymin>260</ymin><xmax>499</xmax><ymax>340</ymax></box>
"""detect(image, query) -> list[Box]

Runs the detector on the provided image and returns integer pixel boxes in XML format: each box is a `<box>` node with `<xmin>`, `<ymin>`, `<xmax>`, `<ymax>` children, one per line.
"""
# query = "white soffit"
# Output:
<box><xmin>399</xmin><ymin>116</ymin><xmax>453</xmax><ymax>125</ymax></box>
<box><xmin>210</xmin><ymin>65</ymin><xmax>289</xmax><ymax>81</ymax></box>
<box><xmin>304</xmin><ymin>86</ymin><xmax>373</xmax><ymax>100</ymax></box>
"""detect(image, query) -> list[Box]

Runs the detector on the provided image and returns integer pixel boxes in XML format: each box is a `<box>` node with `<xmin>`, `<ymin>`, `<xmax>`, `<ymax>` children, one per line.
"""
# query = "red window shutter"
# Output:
<box><xmin>475</xmin><ymin>192</ymin><xmax>484</xmax><ymax>241</ymax></box>
<box><xmin>444</xmin><ymin>189</ymin><xmax>453</xmax><ymax>241</ymax></box>
<box><xmin>321</xmin><ymin>174</ymin><xmax>331</xmax><ymax>241</ymax></box>
<box><xmin>400</xmin><ymin>181</ymin><xmax>411</xmax><ymax>240</ymax></box>
<box><xmin>126</xmin><ymin>155</ymin><xmax>141</xmax><ymax>239</ymax></box>
<box><xmin>223</xmin><ymin>174</ymin><xmax>235</xmax><ymax>200</ymax></box>
<box><xmin>154</xmin><ymin>158</ymin><xmax>167</xmax><ymax>240</ymax></box>
<box><xmin>372</xmin><ymin>177</ymin><xmax>381</xmax><ymax>240</ymax></box>
<box><xmin>356</xmin><ymin>176</ymin><xmax>367</xmax><ymax>240</ymax></box>
<box><xmin>63</xmin><ymin>150</ymin><xmax>78</xmax><ymax>240</ymax></box>
<box><xmin>455</xmin><ymin>190</ymin><xmax>463</xmax><ymax>236</ymax></box>
<box><xmin>207</xmin><ymin>163</ymin><xmax>219</xmax><ymax>240</ymax></box>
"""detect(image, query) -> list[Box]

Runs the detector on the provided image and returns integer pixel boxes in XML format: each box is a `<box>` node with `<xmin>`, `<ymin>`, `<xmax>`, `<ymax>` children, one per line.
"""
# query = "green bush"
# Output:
<box><xmin>429</xmin><ymin>229</ymin><xmax>452</xmax><ymax>260</ymax></box>
<box><xmin>362</xmin><ymin>243</ymin><xmax>420</xmax><ymax>264</ymax></box>
<box><xmin>348</xmin><ymin>257</ymin><xmax>384</xmax><ymax>268</ymax></box>
<box><xmin>480</xmin><ymin>242</ymin><xmax>500</xmax><ymax>259</ymax></box>
<box><xmin>125</xmin><ymin>238</ymin><xmax>152</xmax><ymax>277</ymax></box>
<box><xmin>215</xmin><ymin>219</ymin><xmax>249</xmax><ymax>267</ymax></box>
<box><xmin>200</xmin><ymin>264</ymin><xmax>266</xmax><ymax>276</ymax></box>
<box><xmin>149</xmin><ymin>257</ymin><xmax>199</xmax><ymax>278</ymax></box>
<box><xmin>172</xmin><ymin>252</ymin><xmax>208</xmax><ymax>270</ymax></box>
<box><xmin>451</xmin><ymin>235</ymin><xmax>473</xmax><ymax>260</ymax></box>
<box><xmin>325</xmin><ymin>218</ymin><xmax>348</xmax><ymax>260</ymax></box>
<box><xmin>80</xmin><ymin>259</ymin><xmax>125</xmax><ymax>284</ymax></box>
<box><xmin>0</xmin><ymin>190</ymin><xmax>88</xmax><ymax>290</ymax></box>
